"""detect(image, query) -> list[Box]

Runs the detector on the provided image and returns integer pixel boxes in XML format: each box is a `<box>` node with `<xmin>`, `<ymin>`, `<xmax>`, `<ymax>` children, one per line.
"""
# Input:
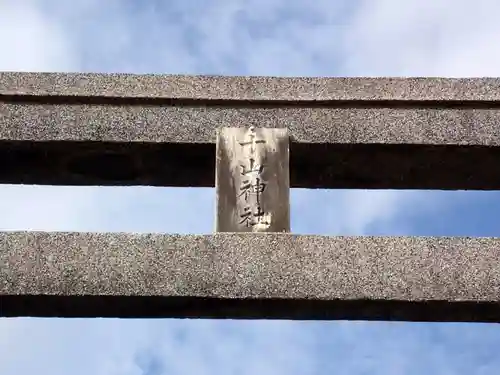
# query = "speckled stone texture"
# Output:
<box><xmin>3</xmin><ymin>72</ymin><xmax>500</xmax><ymax>101</ymax></box>
<box><xmin>2</xmin><ymin>232</ymin><xmax>500</xmax><ymax>322</ymax></box>
<box><xmin>5</xmin><ymin>103</ymin><xmax>500</xmax><ymax>146</ymax></box>
<box><xmin>3</xmin><ymin>73</ymin><xmax>500</xmax><ymax>189</ymax></box>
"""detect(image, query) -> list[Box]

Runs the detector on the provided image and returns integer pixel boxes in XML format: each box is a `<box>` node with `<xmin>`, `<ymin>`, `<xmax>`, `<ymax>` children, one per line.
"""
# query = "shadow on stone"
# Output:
<box><xmin>3</xmin><ymin>295</ymin><xmax>500</xmax><ymax>322</ymax></box>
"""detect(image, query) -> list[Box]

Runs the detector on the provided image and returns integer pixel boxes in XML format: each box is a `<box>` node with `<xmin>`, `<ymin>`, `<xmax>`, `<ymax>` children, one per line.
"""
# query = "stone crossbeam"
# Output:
<box><xmin>2</xmin><ymin>72</ymin><xmax>500</xmax><ymax>189</ymax></box>
<box><xmin>2</xmin><ymin>232</ymin><xmax>500</xmax><ymax>322</ymax></box>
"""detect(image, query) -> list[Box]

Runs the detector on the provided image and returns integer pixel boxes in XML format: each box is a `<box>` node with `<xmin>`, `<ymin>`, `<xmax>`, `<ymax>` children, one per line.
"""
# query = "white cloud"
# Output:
<box><xmin>0</xmin><ymin>0</ymin><xmax>76</xmax><ymax>72</ymax></box>
<box><xmin>341</xmin><ymin>0</ymin><xmax>500</xmax><ymax>77</ymax></box>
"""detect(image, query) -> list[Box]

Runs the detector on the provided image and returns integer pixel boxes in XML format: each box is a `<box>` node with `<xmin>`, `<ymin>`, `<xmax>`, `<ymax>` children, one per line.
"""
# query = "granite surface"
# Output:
<box><xmin>2</xmin><ymin>103</ymin><xmax>500</xmax><ymax>189</ymax></box>
<box><xmin>2</xmin><ymin>232</ymin><xmax>500</xmax><ymax>321</ymax></box>
<box><xmin>3</xmin><ymin>103</ymin><xmax>500</xmax><ymax>146</ymax></box>
<box><xmin>2</xmin><ymin>71</ymin><xmax>500</xmax><ymax>101</ymax></box>
<box><xmin>2</xmin><ymin>72</ymin><xmax>500</xmax><ymax>189</ymax></box>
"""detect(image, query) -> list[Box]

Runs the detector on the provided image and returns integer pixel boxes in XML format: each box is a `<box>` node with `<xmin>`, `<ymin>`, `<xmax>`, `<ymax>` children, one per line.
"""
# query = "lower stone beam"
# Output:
<box><xmin>2</xmin><ymin>232</ymin><xmax>500</xmax><ymax>322</ymax></box>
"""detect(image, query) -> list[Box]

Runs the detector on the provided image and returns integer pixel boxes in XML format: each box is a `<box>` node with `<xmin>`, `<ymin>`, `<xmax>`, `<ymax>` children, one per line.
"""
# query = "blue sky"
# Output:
<box><xmin>1</xmin><ymin>0</ymin><xmax>500</xmax><ymax>374</ymax></box>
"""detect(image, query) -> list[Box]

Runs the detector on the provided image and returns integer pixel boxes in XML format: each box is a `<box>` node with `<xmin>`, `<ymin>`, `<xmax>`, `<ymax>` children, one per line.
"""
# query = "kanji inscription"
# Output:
<box><xmin>216</xmin><ymin>127</ymin><xmax>290</xmax><ymax>232</ymax></box>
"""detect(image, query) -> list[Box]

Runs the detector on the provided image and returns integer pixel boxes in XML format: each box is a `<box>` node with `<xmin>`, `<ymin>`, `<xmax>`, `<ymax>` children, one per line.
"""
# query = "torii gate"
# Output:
<box><xmin>1</xmin><ymin>72</ymin><xmax>499</xmax><ymax>322</ymax></box>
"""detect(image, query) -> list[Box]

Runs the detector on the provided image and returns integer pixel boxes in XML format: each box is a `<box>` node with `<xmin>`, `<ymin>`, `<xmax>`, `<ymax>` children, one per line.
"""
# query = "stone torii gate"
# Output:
<box><xmin>1</xmin><ymin>72</ymin><xmax>500</xmax><ymax>322</ymax></box>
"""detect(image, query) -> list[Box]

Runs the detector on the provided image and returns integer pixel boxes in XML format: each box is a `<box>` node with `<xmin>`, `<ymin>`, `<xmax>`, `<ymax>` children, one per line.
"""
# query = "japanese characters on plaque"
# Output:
<box><xmin>215</xmin><ymin>126</ymin><xmax>289</xmax><ymax>233</ymax></box>
<box><xmin>237</xmin><ymin>126</ymin><xmax>271</xmax><ymax>229</ymax></box>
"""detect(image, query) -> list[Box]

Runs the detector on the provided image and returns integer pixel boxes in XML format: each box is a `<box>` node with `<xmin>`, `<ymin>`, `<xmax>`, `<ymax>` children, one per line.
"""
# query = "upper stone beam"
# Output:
<box><xmin>3</xmin><ymin>72</ymin><xmax>500</xmax><ymax>189</ymax></box>
<box><xmin>2</xmin><ymin>71</ymin><xmax>500</xmax><ymax>101</ymax></box>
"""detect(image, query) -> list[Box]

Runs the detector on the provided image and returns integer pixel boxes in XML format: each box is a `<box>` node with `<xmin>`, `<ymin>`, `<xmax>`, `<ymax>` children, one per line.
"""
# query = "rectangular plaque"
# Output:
<box><xmin>215</xmin><ymin>127</ymin><xmax>290</xmax><ymax>232</ymax></box>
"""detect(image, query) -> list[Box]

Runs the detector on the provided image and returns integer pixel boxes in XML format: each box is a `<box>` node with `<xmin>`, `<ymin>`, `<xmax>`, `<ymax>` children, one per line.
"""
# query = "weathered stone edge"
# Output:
<box><xmin>2</xmin><ymin>232</ymin><xmax>500</xmax><ymax>321</ymax></box>
<box><xmin>2</xmin><ymin>71</ymin><xmax>500</xmax><ymax>101</ymax></box>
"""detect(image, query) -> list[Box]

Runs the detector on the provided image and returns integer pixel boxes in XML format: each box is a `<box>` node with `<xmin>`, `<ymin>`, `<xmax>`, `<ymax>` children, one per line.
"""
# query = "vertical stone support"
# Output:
<box><xmin>215</xmin><ymin>127</ymin><xmax>290</xmax><ymax>232</ymax></box>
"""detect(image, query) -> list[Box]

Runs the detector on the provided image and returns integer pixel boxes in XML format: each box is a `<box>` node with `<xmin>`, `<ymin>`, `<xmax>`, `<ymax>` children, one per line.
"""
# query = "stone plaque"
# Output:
<box><xmin>215</xmin><ymin>127</ymin><xmax>290</xmax><ymax>232</ymax></box>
